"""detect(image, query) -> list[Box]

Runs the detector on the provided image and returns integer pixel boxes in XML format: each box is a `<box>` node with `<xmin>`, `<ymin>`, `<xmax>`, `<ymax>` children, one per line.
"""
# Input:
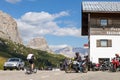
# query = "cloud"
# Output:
<box><xmin>5</xmin><ymin>0</ymin><xmax>21</xmax><ymax>4</ymax></box>
<box><xmin>16</xmin><ymin>11</ymin><xmax>81</xmax><ymax>43</ymax></box>
<box><xmin>20</xmin><ymin>11</ymin><xmax>69</xmax><ymax>23</ymax></box>
<box><xmin>53</xmin><ymin>27</ymin><xmax>81</xmax><ymax>36</ymax></box>
<box><xmin>49</xmin><ymin>44</ymin><xmax>69</xmax><ymax>51</ymax></box>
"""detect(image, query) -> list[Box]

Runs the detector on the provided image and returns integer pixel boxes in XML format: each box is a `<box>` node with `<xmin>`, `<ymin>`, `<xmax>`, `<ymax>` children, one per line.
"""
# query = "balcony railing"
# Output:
<box><xmin>90</xmin><ymin>24</ymin><xmax>120</xmax><ymax>28</ymax></box>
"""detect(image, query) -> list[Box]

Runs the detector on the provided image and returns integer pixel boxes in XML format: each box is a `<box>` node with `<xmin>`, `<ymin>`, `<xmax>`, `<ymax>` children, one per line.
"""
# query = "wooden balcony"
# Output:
<box><xmin>90</xmin><ymin>24</ymin><xmax>120</xmax><ymax>28</ymax></box>
<box><xmin>90</xmin><ymin>24</ymin><xmax>120</xmax><ymax>35</ymax></box>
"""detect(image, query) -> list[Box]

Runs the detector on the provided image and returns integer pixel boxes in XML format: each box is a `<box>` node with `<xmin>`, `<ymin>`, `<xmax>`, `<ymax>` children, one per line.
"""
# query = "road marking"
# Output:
<box><xmin>41</xmin><ymin>75</ymin><xmax>50</xmax><ymax>78</ymax></box>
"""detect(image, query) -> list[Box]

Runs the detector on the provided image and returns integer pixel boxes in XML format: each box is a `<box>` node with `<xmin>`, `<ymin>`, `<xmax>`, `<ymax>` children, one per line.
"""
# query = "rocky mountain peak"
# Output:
<box><xmin>27</xmin><ymin>37</ymin><xmax>52</xmax><ymax>52</ymax></box>
<box><xmin>54</xmin><ymin>46</ymin><xmax>88</xmax><ymax>58</ymax></box>
<box><xmin>0</xmin><ymin>10</ymin><xmax>22</xmax><ymax>44</ymax></box>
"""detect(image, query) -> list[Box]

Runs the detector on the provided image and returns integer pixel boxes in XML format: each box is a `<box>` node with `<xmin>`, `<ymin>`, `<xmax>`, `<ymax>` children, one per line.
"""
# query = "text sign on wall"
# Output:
<box><xmin>90</xmin><ymin>28</ymin><xmax>120</xmax><ymax>35</ymax></box>
<box><xmin>107</xmin><ymin>28</ymin><xmax>120</xmax><ymax>35</ymax></box>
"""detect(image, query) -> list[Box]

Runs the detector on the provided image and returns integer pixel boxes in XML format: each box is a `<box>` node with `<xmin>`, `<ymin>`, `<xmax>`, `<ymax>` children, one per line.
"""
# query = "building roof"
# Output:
<box><xmin>82</xmin><ymin>1</ymin><xmax>120</xmax><ymax>13</ymax></box>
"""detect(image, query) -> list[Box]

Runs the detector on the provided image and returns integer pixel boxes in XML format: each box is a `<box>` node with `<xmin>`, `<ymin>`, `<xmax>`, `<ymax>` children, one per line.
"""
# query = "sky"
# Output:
<box><xmin>0</xmin><ymin>0</ymin><xmax>116</xmax><ymax>50</ymax></box>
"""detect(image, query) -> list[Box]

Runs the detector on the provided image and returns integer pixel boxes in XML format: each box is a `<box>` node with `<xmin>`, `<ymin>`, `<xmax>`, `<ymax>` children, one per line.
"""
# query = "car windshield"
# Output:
<box><xmin>8</xmin><ymin>58</ymin><xmax>20</xmax><ymax>62</ymax></box>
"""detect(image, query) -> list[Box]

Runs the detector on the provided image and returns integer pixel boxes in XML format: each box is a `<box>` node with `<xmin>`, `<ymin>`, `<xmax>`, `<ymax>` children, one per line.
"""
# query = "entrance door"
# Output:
<box><xmin>99</xmin><ymin>58</ymin><xmax>110</xmax><ymax>64</ymax></box>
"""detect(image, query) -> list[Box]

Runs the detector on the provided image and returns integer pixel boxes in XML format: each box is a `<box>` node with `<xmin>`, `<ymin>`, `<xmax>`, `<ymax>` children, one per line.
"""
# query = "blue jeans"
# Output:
<box><xmin>78</xmin><ymin>62</ymin><xmax>83</xmax><ymax>72</ymax></box>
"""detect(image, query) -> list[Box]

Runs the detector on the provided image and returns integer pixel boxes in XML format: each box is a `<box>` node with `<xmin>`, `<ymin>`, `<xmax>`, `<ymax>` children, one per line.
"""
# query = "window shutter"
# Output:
<box><xmin>108</xmin><ymin>19</ymin><xmax>112</xmax><ymax>25</ymax></box>
<box><xmin>96</xmin><ymin>40</ymin><xmax>100</xmax><ymax>47</ymax></box>
<box><xmin>108</xmin><ymin>40</ymin><xmax>112</xmax><ymax>47</ymax></box>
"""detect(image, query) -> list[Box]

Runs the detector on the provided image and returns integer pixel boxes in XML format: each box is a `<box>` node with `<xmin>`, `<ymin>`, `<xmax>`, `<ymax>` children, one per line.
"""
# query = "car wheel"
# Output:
<box><xmin>10</xmin><ymin>69</ymin><xmax>13</xmax><ymax>70</ymax></box>
<box><xmin>22</xmin><ymin>67</ymin><xmax>24</xmax><ymax>70</ymax></box>
<box><xmin>4</xmin><ymin>68</ymin><xmax>7</xmax><ymax>71</ymax></box>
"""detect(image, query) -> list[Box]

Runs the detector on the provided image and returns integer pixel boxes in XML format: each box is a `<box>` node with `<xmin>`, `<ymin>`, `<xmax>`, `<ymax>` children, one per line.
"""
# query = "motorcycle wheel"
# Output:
<box><xmin>65</xmin><ymin>64</ymin><xmax>73</xmax><ymax>73</ymax></box>
<box><xmin>83</xmin><ymin>65</ymin><xmax>88</xmax><ymax>73</ymax></box>
<box><xmin>109</xmin><ymin>64</ymin><xmax>117</xmax><ymax>72</ymax></box>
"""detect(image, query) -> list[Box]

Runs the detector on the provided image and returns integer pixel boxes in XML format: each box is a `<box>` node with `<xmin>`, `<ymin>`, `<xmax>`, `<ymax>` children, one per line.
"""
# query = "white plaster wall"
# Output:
<box><xmin>90</xmin><ymin>35</ymin><xmax>120</xmax><ymax>63</ymax></box>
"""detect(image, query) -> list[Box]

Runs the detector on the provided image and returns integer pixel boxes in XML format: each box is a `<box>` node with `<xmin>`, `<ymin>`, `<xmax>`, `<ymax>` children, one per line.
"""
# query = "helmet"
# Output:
<box><xmin>75</xmin><ymin>52</ymin><xmax>79</xmax><ymax>55</ymax></box>
<box><xmin>115</xmin><ymin>53</ymin><xmax>119</xmax><ymax>56</ymax></box>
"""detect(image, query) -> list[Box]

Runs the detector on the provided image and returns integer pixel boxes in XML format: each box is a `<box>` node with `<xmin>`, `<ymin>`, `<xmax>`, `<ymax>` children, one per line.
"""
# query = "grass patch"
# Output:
<box><xmin>0</xmin><ymin>57</ymin><xmax>7</xmax><ymax>69</ymax></box>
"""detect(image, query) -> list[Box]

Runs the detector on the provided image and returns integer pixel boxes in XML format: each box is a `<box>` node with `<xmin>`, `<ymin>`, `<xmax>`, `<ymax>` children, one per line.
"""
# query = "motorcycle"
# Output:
<box><xmin>100</xmin><ymin>61</ymin><xmax>109</xmax><ymax>71</ymax></box>
<box><xmin>109</xmin><ymin>58</ymin><xmax>120</xmax><ymax>72</ymax></box>
<box><xmin>92</xmin><ymin>63</ymin><xmax>100</xmax><ymax>71</ymax></box>
<box><xmin>65</xmin><ymin>59</ymin><xmax>88</xmax><ymax>73</ymax></box>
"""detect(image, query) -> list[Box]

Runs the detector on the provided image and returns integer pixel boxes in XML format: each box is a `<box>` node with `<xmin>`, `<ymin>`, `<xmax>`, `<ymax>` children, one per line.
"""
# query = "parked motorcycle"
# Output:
<box><xmin>92</xmin><ymin>63</ymin><xmax>100</xmax><ymax>71</ymax></box>
<box><xmin>65</xmin><ymin>59</ymin><xmax>88</xmax><ymax>73</ymax></box>
<box><xmin>100</xmin><ymin>61</ymin><xmax>109</xmax><ymax>71</ymax></box>
<box><xmin>109</xmin><ymin>58</ymin><xmax>120</xmax><ymax>72</ymax></box>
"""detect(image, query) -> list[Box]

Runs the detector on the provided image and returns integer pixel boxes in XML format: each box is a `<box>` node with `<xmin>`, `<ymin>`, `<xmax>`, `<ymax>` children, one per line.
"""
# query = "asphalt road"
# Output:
<box><xmin>0</xmin><ymin>70</ymin><xmax>120</xmax><ymax>80</ymax></box>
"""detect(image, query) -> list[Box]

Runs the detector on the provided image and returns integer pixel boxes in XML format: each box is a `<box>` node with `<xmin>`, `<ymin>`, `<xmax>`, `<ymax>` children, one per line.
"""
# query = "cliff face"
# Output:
<box><xmin>0</xmin><ymin>11</ymin><xmax>22</xmax><ymax>44</ymax></box>
<box><xmin>27</xmin><ymin>37</ymin><xmax>52</xmax><ymax>52</ymax></box>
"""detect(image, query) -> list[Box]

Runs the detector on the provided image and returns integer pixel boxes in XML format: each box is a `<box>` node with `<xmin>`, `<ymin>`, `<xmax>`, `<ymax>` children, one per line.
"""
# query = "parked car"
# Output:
<box><xmin>4</xmin><ymin>58</ymin><xmax>25</xmax><ymax>70</ymax></box>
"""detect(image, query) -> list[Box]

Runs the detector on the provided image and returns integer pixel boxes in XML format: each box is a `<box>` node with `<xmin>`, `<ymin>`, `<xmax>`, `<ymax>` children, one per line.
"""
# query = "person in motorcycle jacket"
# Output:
<box><xmin>74</xmin><ymin>52</ymin><xmax>83</xmax><ymax>72</ymax></box>
<box><xmin>115</xmin><ymin>54</ymin><xmax>120</xmax><ymax>61</ymax></box>
<box><xmin>115</xmin><ymin>54</ymin><xmax>120</xmax><ymax>67</ymax></box>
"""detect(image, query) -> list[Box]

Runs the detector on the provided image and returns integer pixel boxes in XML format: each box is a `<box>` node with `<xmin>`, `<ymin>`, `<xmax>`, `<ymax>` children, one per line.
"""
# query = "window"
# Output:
<box><xmin>101</xmin><ymin>40</ymin><xmax>107</xmax><ymax>47</ymax></box>
<box><xmin>100</xmin><ymin>19</ymin><xmax>107</xmax><ymax>26</ymax></box>
<box><xmin>97</xmin><ymin>39</ymin><xmax>112</xmax><ymax>47</ymax></box>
